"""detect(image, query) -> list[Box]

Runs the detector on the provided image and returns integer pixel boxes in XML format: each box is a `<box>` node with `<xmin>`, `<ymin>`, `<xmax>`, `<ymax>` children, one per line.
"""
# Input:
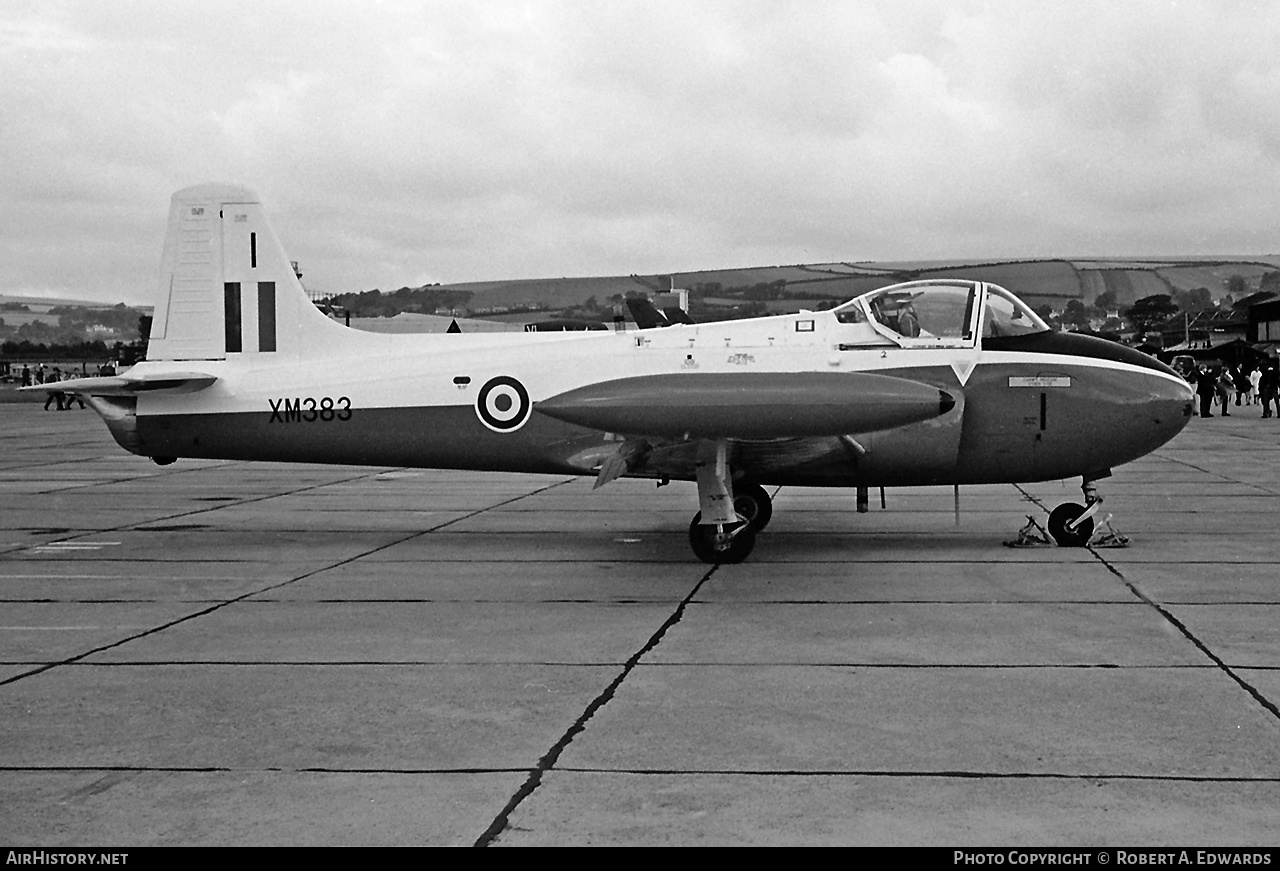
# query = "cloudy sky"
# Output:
<box><xmin>3</xmin><ymin>0</ymin><xmax>1280</xmax><ymax>304</ymax></box>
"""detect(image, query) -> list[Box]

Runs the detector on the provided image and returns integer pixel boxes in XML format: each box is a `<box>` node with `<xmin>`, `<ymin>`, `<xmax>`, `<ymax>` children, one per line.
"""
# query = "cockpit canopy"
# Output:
<box><xmin>833</xmin><ymin>280</ymin><xmax>1049</xmax><ymax>346</ymax></box>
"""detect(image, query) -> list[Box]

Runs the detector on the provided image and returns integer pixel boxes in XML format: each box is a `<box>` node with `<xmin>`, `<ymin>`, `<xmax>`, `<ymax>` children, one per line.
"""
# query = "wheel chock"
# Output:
<box><xmin>1087</xmin><ymin>514</ymin><xmax>1130</xmax><ymax>548</ymax></box>
<box><xmin>1004</xmin><ymin>515</ymin><xmax>1054</xmax><ymax>548</ymax></box>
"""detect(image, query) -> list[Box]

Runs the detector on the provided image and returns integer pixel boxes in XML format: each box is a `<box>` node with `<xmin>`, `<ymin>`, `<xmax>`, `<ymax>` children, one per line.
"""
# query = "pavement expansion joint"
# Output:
<box><xmin>1087</xmin><ymin>547</ymin><xmax>1280</xmax><ymax>724</ymax></box>
<box><xmin>474</xmin><ymin>565</ymin><xmax>720</xmax><ymax>847</ymax></box>
<box><xmin>548</xmin><ymin>767</ymin><xmax>1280</xmax><ymax>784</ymax></box>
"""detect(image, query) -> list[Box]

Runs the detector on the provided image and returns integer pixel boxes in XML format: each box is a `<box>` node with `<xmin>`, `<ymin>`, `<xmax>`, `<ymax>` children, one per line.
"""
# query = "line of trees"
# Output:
<box><xmin>324</xmin><ymin>286</ymin><xmax>473</xmax><ymax>317</ymax></box>
<box><xmin>1036</xmin><ymin>272</ymin><xmax>1277</xmax><ymax>336</ymax></box>
<box><xmin>1</xmin><ymin>314</ymin><xmax>151</xmax><ymax>365</ymax></box>
<box><xmin>1120</xmin><ymin>274</ymin><xmax>1271</xmax><ymax>336</ymax></box>
<box><xmin>0</xmin><ymin>303</ymin><xmax>144</xmax><ymax>346</ymax></box>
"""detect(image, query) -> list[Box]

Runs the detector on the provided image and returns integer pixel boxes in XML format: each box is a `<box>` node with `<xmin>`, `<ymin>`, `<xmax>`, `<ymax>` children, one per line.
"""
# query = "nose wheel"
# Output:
<box><xmin>1047</xmin><ymin>502</ymin><xmax>1094</xmax><ymax>547</ymax></box>
<box><xmin>1046</xmin><ymin>474</ymin><xmax>1125</xmax><ymax>547</ymax></box>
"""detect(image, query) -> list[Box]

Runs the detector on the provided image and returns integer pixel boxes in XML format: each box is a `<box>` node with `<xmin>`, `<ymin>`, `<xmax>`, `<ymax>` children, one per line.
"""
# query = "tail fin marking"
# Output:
<box><xmin>146</xmin><ymin>184</ymin><xmax>346</xmax><ymax>362</ymax></box>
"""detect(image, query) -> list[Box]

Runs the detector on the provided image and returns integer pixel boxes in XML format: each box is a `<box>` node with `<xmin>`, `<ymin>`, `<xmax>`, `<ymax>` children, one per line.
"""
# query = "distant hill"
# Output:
<box><xmin>0</xmin><ymin>293</ymin><xmax>151</xmax><ymax>311</ymax></box>
<box><xmin>430</xmin><ymin>275</ymin><xmax>653</xmax><ymax>311</ymax></box>
<box><xmin>419</xmin><ymin>256</ymin><xmax>1280</xmax><ymax>324</ymax></box>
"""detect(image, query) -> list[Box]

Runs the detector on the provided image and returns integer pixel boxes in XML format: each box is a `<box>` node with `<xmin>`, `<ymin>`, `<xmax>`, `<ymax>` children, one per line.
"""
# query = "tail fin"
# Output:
<box><xmin>625</xmin><ymin>296</ymin><xmax>671</xmax><ymax>329</ymax></box>
<box><xmin>146</xmin><ymin>183</ymin><xmax>341</xmax><ymax>361</ymax></box>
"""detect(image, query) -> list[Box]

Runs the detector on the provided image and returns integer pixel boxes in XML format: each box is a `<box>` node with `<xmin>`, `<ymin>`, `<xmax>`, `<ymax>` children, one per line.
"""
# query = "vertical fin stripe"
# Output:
<box><xmin>258</xmin><ymin>282</ymin><xmax>276</xmax><ymax>352</ymax></box>
<box><xmin>224</xmin><ymin>282</ymin><xmax>242</xmax><ymax>353</ymax></box>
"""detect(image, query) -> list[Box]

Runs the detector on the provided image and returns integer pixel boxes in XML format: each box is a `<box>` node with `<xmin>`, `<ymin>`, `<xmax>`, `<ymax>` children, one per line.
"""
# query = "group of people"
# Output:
<box><xmin>16</xmin><ymin>362</ymin><xmax>116</xmax><ymax>411</ymax></box>
<box><xmin>1193</xmin><ymin>361</ymin><xmax>1280</xmax><ymax>418</ymax></box>
<box><xmin>32</xmin><ymin>366</ymin><xmax>87</xmax><ymax>411</ymax></box>
<box><xmin>18</xmin><ymin>361</ymin><xmax>117</xmax><ymax>387</ymax></box>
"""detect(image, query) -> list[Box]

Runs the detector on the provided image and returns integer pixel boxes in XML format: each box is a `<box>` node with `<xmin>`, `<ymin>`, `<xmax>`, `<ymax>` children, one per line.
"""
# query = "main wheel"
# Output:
<box><xmin>688</xmin><ymin>512</ymin><xmax>757</xmax><ymax>564</ymax></box>
<box><xmin>733</xmin><ymin>483</ymin><xmax>773</xmax><ymax>532</ymax></box>
<box><xmin>1048</xmin><ymin>503</ymin><xmax>1094</xmax><ymax>547</ymax></box>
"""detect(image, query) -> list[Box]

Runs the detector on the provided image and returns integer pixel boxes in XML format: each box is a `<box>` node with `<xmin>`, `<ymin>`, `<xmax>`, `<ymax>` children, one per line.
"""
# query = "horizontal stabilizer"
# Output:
<box><xmin>537</xmin><ymin>372</ymin><xmax>956</xmax><ymax>439</ymax></box>
<box><xmin>21</xmin><ymin>371</ymin><xmax>217</xmax><ymax>396</ymax></box>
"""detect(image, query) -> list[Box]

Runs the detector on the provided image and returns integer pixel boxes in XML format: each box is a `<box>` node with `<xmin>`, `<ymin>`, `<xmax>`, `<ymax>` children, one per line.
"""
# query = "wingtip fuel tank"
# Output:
<box><xmin>536</xmin><ymin>371</ymin><xmax>955</xmax><ymax>439</ymax></box>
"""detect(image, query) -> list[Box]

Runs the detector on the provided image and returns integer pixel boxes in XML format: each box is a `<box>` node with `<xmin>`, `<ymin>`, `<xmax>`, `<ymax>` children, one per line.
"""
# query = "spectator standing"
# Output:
<box><xmin>1233</xmin><ymin>366</ymin><xmax>1251</xmax><ymax>406</ymax></box>
<box><xmin>1216</xmin><ymin>369</ymin><xmax>1234</xmax><ymax>415</ymax></box>
<box><xmin>43</xmin><ymin>368</ymin><xmax>65</xmax><ymax>412</ymax></box>
<box><xmin>1260</xmin><ymin>362</ymin><xmax>1280</xmax><ymax>418</ymax></box>
<box><xmin>1195</xmin><ymin>365</ymin><xmax>1218</xmax><ymax>417</ymax></box>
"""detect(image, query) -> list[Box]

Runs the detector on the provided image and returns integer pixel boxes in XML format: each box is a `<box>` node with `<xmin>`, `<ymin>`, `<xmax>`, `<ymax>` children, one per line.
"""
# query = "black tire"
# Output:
<box><xmin>1048</xmin><ymin>503</ymin><xmax>1094</xmax><ymax>547</ymax></box>
<box><xmin>688</xmin><ymin>512</ymin><xmax>757</xmax><ymax>564</ymax></box>
<box><xmin>734</xmin><ymin>483</ymin><xmax>774</xmax><ymax>532</ymax></box>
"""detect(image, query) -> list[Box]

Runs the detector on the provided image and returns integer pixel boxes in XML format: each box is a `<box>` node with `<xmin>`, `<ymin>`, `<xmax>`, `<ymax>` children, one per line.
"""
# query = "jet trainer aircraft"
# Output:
<box><xmin>33</xmin><ymin>184</ymin><xmax>1195</xmax><ymax>563</ymax></box>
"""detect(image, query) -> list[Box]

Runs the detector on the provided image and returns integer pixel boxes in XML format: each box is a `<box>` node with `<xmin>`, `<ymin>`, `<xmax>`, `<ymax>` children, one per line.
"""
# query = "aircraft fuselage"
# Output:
<box><xmin>115</xmin><ymin>310</ymin><xmax>1191</xmax><ymax>489</ymax></box>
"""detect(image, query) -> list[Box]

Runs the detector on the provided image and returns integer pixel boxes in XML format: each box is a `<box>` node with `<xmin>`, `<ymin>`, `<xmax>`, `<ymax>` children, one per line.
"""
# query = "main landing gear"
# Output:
<box><xmin>688</xmin><ymin>441</ymin><xmax>774</xmax><ymax>564</ymax></box>
<box><xmin>687</xmin><ymin>483</ymin><xmax>774</xmax><ymax>565</ymax></box>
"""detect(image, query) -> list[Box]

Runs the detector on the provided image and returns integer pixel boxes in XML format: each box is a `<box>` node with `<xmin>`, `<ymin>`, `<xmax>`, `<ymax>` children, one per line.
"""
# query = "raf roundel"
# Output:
<box><xmin>475</xmin><ymin>376</ymin><xmax>532</xmax><ymax>433</ymax></box>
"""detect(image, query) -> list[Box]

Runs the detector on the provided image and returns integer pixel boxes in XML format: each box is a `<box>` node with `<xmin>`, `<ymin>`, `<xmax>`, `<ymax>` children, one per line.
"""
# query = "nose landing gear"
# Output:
<box><xmin>1048</xmin><ymin>476</ymin><xmax>1102</xmax><ymax>547</ymax></box>
<box><xmin>1045</xmin><ymin>473</ymin><xmax>1128</xmax><ymax>548</ymax></box>
<box><xmin>1047</xmin><ymin>502</ymin><xmax>1094</xmax><ymax>547</ymax></box>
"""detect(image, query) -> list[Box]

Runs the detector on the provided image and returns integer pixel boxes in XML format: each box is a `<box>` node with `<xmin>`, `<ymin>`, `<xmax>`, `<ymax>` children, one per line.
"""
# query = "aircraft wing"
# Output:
<box><xmin>568</xmin><ymin>434</ymin><xmax>858</xmax><ymax>486</ymax></box>
<box><xmin>20</xmin><ymin>371</ymin><xmax>217</xmax><ymax>396</ymax></box>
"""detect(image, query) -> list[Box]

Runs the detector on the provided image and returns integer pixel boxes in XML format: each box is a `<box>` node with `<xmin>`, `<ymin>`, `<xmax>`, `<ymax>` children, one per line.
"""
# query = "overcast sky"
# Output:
<box><xmin>3</xmin><ymin>0</ymin><xmax>1280</xmax><ymax>304</ymax></box>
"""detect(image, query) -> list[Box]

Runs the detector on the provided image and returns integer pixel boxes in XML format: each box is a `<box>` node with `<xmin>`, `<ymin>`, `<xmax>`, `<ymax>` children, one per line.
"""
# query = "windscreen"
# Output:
<box><xmin>982</xmin><ymin>285</ymin><xmax>1051</xmax><ymax>338</ymax></box>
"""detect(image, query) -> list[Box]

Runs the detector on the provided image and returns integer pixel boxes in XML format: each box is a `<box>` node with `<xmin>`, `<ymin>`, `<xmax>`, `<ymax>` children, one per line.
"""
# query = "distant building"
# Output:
<box><xmin>1151</xmin><ymin>308</ymin><xmax>1249</xmax><ymax>351</ymax></box>
<box><xmin>1243</xmin><ymin>292</ymin><xmax>1280</xmax><ymax>355</ymax></box>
